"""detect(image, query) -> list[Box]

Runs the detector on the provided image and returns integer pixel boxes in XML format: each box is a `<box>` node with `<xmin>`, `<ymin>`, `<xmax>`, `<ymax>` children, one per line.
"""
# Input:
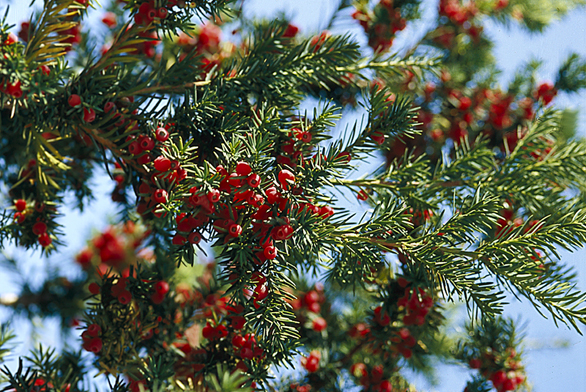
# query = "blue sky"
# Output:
<box><xmin>1</xmin><ymin>0</ymin><xmax>586</xmax><ymax>391</ymax></box>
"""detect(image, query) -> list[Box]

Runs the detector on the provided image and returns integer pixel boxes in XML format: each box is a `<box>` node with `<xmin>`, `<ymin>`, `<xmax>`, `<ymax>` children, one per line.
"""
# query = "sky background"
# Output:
<box><xmin>1</xmin><ymin>0</ymin><xmax>586</xmax><ymax>391</ymax></box>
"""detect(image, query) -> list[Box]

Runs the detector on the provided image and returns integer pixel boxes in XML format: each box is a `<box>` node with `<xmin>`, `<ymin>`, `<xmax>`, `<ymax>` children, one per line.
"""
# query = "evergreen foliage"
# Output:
<box><xmin>0</xmin><ymin>0</ymin><xmax>585</xmax><ymax>391</ymax></box>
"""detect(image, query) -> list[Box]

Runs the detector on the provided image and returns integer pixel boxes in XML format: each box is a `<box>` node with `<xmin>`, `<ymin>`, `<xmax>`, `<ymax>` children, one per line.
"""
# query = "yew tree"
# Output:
<box><xmin>1</xmin><ymin>0</ymin><xmax>586</xmax><ymax>391</ymax></box>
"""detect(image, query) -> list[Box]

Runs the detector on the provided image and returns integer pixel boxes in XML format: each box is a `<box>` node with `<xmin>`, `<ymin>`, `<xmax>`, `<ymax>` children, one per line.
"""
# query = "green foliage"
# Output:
<box><xmin>0</xmin><ymin>0</ymin><xmax>585</xmax><ymax>391</ymax></box>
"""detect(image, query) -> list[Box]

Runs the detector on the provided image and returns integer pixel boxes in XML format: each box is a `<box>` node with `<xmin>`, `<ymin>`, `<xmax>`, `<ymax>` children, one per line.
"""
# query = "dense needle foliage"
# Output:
<box><xmin>1</xmin><ymin>0</ymin><xmax>586</xmax><ymax>391</ymax></box>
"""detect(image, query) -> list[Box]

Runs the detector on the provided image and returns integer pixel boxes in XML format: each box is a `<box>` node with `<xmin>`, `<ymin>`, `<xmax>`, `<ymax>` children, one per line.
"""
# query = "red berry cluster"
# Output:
<box><xmin>11</xmin><ymin>198</ymin><xmax>54</xmax><ymax>248</ymax></box>
<box><xmin>276</xmin><ymin>127</ymin><xmax>315</xmax><ymax>168</ymax></box>
<box><xmin>349</xmin><ymin>363</ymin><xmax>393</xmax><ymax>392</ymax></box>
<box><xmin>151</xmin><ymin>280</ymin><xmax>169</xmax><ymax>304</ymax></box>
<box><xmin>133</xmin><ymin>0</ymin><xmax>171</xmax><ymax>26</ymax></box>
<box><xmin>110</xmin><ymin>277</ymin><xmax>133</xmax><ymax>305</ymax></box>
<box><xmin>289</xmin><ymin>286</ymin><xmax>329</xmax><ymax>333</ymax></box>
<box><xmin>30</xmin><ymin>379</ymin><xmax>68</xmax><ymax>392</ymax></box>
<box><xmin>369</xmin><ymin>0</ymin><xmax>563</xmax><ymax>168</ymax></box>
<box><xmin>0</xmin><ymin>79</ymin><xmax>23</xmax><ymax>99</ymax></box>
<box><xmin>81</xmin><ymin>323</ymin><xmax>103</xmax><ymax>354</ymax></box>
<box><xmin>101</xmin><ymin>97</ymin><xmax>139</xmax><ymax>134</ymax></box>
<box><xmin>202</xmin><ymin>321</ymin><xmax>228</xmax><ymax>340</ymax></box>
<box><xmin>534</xmin><ymin>82</ymin><xmax>557</xmax><ymax>105</ymax></box>
<box><xmin>68</xmin><ymin>93</ymin><xmax>96</xmax><ymax>123</ymax></box>
<box><xmin>151</xmin><ymin>156</ymin><xmax>331</xmax><ymax>291</ymax></box>
<box><xmin>169</xmin><ymin>288</ymin><xmax>265</xmax><ymax>381</ymax></box>
<box><xmin>101</xmin><ymin>12</ymin><xmax>117</xmax><ymax>28</ymax></box>
<box><xmin>74</xmin><ymin>221</ymin><xmax>147</xmax><ymax>277</ymax></box>
<box><xmin>396</xmin><ymin>286</ymin><xmax>433</xmax><ymax>326</ymax></box>
<box><xmin>0</xmin><ymin>33</ymin><xmax>24</xmax><ymax>99</ymax></box>
<box><xmin>437</xmin><ymin>0</ymin><xmax>483</xmax><ymax>44</ymax></box>
<box><xmin>175</xmin><ymin>23</ymin><xmax>235</xmax><ymax>73</ymax></box>
<box><xmin>386</xmin><ymin>71</ymin><xmax>555</xmax><ymax>165</ymax></box>
<box><xmin>495</xmin><ymin>201</ymin><xmax>543</xmax><ymax>237</ymax></box>
<box><xmin>344</xmin><ymin>277</ymin><xmax>437</xmax><ymax>367</ymax></box>
<box><xmin>287</xmin><ymin>383</ymin><xmax>312</xmax><ymax>392</ymax></box>
<box><xmin>301</xmin><ymin>350</ymin><xmax>321</xmax><ymax>373</ymax></box>
<box><xmin>390</xmin><ymin>328</ymin><xmax>417</xmax><ymax>359</ymax></box>
<box><xmin>231</xmin><ymin>332</ymin><xmax>264</xmax><ymax>362</ymax></box>
<box><xmin>309</xmin><ymin>31</ymin><xmax>331</xmax><ymax>52</ymax></box>
<box><xmin>352</xmin><ymin>0</ymin><xmax>407</xmax><ymax>52</ymax></box>
<box><xmin>468</xmin><ymin>348</ymin><xmax>525</xmax><ymax>392</ymax></box>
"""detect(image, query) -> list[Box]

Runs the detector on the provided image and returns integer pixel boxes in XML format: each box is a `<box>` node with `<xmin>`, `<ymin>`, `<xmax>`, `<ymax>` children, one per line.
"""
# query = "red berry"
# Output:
<box><xmin>32</xmin><ymin>221</ymin><xmax>47</xmax><ymax>235</ymax></box>
<box><xmin>84</xmin><ymin>337</ymin><xmax>102</xmax><ymax>354</ymax></box>
<box><xmin>39</xmin><ymin>65</ymin><xmax>51</xmax><ymax>76</ymax></box>
<box><xmin>302</xmin><ymin>352</ymin><xmax>320</xmax><ymax>373</ymax></box>
<box><xmin>228</xmin><ymin>172</ymin><xmax>244</xmax><ymax>188</ymax></box>
<box><xmin>153</xmin><ymin>156</ymin><xmax>171</xmax><ymax>172</ymax></box>
<box><xmin>336</xmin><ymin>151</ymin><xmax>351</xmax><ymax>163</ymax></box>
<box><xmin>231</xmin><ymin>316</ymin><xmax>246</xmax><ymax>330</ymax></box>
<box><xmin>38</xmin><ymin>232</ymin><xmax>52</xmax><ymax>247</ymax></box>
<box><xmin>250</xmin><ymin>194</ymin><xmax>265</xmax><ymax>207</ymax></box>
<box><xmin>319</xmin><ymin>205</ymin><xmax>334</xmax><ymax>218</ymax></box>
<box><xmin>101</xmin><ymin>12</ymin><xmax>117</xmax><ymax>28</ymax></box>
<box><xmin>459</xmin><ymin>96</ymin><xmax>472</xmax><ymax>111</ymax></box>
<box><xmin>104</xmin><ymin>101</ymin><xmax>116</xmax><ymax>113</ymax></box>
<box><xmin>157</xmin><ymin>7</ymin><xmax>168</xmax><ymax>19</ymax></box>
<box><xmin>228</xmin><ymin>223</ymin><xmax>242</xmax><ymax>238</ymax></box>
<box><xmin>83</xmin><ymin>108</ymin><xmax>96</xmax><ymax>123</ymax></box>
<box><xmin>155</xmin><ymin>127</ymin><xmax>169</xmax><ymax>142</ymax></box>
<box><xmin>202</xmin><ymin>322</ymin><xmax>216</xmax><ymax>339</ymax></box>
<box><xmin>278</xmin><ymin>169</ymin><xmax>296</xmax><ymax>189</ymax></box>
<box><xmin>371</xmin><ymin>132</ymin><xmax>385</xmax><ymax>145</ymax></box>
<box><xmin>151</xmin><ymin>292</ymin><xmax>165</xmax><ymax>304</ymax></box>
<box><xmin>172</xmin><ymin>233</ymin><xmax>187</xmax><ymax>245</ymax></box>
<box><xmin>379</xmin><ymin>380</ymin><xmax>392</xmax><ymax>392</ymax></box>
<box><xmin>139</xmin><ymin>135</ymin><xmax>155</xmax><ymax>151</ymax></box>
<box><xmin>490</xmin><ymin>370</ymin><xmax>507</xmax><ymax>386</ymax></box>
<box><xmin>68</xmin><ymin>94</ymin><xmax>82</xmax><ymax>107</ymax></box>
<box><xmin>137</xmin><ymin>153</ymin><xmax>151</xmax><ymax>165</ymax></box>
<box><xmin>253</xmin><ymin>284</ymin><xmax>268</xmax><ymax>308</ymax></box>
<box><xmin>118</xmin><ymin>290</ymin><xmax>132</xmax><ymax>305</ymax></box>
<box><xmin>502</xmin><ymin>378</ymin><xmax>516</xmax><ymax>391</ymax></box>
<box><xmin>312</xmin><ymin>317</ymin><xmax>327</xmax><ymax>332</ymax></box>
<box><xmin>5</xmin><ymin>81</ymin><xmax>23</xmax><ymax>98</ymax></box>
<box><xmin>207</xmin><ymin>189</ymin><xmax>221</xmax><ymax>203</ymax></box>
<box><xmin>188</xmin><ymin>231</ymin><xmax>202</xmax><ymax>244</ymax></box>
<box><xmin>13</xmin><ymin>212</ymin><xmax>25</xmax><ymax>223</ymax></box>
<box><xmin>88</xmin><ymin>282</ymin><xmax>101</xmax><ymax>295</ymax></box>
<box><xmin>232</xmin><ymin>334</ymin><xmax>246</xmax><ymax>347</ymax></box>
<box><xmin>128</xmin><ymin>141</ymin><xmax>142</xmax><ymax>155</ymax></box>
<box><xmin>87</xmin><ymin>323</ymin><xmax>101</xmax><ymax>337</ymax></box>
<box><xmin>3</xmin><ymin>32</ymin><xmax>17</xmax><ymax>45</ymax></box>
<box><xmin>283</xmin><ymin>23</ymin><xmax>299</xmax><ymax>38</ymax></box>
<box><xmin>293</xmin><ymin>128</ymin><xmax>303</xmax><ymax>140</ymax></box>
<box><xmin>154</xmin><ymin>281</ymin><xmax>169</xmax><ymax>295</ymax></box>
<box><xmin>263</xmin><ymin>245</ymin><xmax>277</xmax><ymax>259</ymax></box>
<box><xmin>265</xmin><ymin>186</ymin><xmax>281</xmax><ymax>204</ymax></box>
<box><xmin>247</xmin><ymin>173</ymin><xmax>261</xmax><ymax>188</ymax></box>
<box><xmin>304</xmin><ymin>290</ymin><xmax>319</xmax><ymax>305</ymax></box>
<box><xmin>153</xmin><ymin>189</ymin><xmax>168</xmax><ymax>204</ymax></box>
<box><xmin>469</xmin><ymin>358</ymin><xmax>481</xmax><ymax>369</ymax></box>
<box><xmin>14</xmin><ymin>199</ymin><xmax>26</xmax><ymax>212</ymax></box>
